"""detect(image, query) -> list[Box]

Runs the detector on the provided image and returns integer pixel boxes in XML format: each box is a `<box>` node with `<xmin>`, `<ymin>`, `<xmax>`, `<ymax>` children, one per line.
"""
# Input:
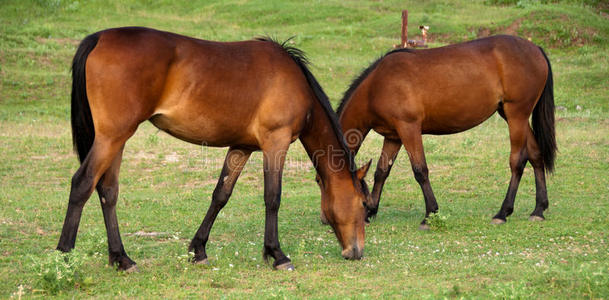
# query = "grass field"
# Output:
<box><xmin>1</xmin><ymin>0</ymin><xmax>608</xmax><ymax>298</ymax></box>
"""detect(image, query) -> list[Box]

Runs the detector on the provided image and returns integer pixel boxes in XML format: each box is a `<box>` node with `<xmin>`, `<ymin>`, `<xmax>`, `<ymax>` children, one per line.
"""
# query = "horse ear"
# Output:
<box><xmin>356</xmin><ymin>159</ymin><xmax>372</xmax><ymax>180</ymax></box>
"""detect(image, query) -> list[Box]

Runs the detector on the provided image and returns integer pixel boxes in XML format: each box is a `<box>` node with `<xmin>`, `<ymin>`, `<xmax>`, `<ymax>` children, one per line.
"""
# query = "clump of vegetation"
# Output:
<box><xmin>31</xmin><ymin>250</ymin><xmax>91</xmax><ymax>295</ymax></box>
<box><xmin>425</xmin><ymin>212</ymin><xmax>450</xmax><ymax>231</ymax></box>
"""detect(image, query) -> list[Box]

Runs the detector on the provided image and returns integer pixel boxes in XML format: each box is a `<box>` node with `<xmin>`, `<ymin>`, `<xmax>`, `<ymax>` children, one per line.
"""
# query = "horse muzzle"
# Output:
<box><xmin>341</xmin><ymin>245</ymin><xmax>363</xmax><ymax>260</ymax></box>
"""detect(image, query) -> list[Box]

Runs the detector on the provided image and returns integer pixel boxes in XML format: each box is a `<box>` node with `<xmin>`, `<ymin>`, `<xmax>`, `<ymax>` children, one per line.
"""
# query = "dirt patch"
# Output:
<box><xmin>504</xmin><ymin>17</ymin><xmax>523</xmax><ymax>35</ymax></box>
<box><xmin>476</xmin><ymin>17</ymin><xmax>523</xmax><ymax>38</ymax></box>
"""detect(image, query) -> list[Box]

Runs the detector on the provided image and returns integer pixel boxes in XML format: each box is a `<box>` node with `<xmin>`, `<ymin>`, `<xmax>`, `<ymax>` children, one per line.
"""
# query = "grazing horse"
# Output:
<box><xmin>337</xmin><ymin>35</ymin><xmax>556</xmax><ymax>228</ymax></box>
<box><xmin>57</xmin><ymin>27</ymin><xmax>370</xmax><ymax>271</ymax></box>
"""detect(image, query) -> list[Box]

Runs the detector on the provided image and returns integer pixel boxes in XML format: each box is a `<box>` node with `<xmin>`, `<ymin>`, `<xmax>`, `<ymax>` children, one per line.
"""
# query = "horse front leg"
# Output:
<box><xmin>189</xmin><ymin>147</ymin><xmax>251</xmax><ymax>264</ymax></box>
<box><xmin>261</xmin><ymin>131</ymin><xmax>293</xmax><ymax>270</ymax></box>
<box><xmin>395</xmin><ymin>122</ymin><xmax>438</xmax><ymax>230</ymax></box>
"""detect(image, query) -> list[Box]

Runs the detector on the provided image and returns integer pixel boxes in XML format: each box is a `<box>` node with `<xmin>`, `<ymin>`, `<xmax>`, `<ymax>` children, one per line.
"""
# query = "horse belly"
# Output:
<box><xmin>149</xmin><ymin>111</ymin><xmax>255</xmax><ymax>147</ymax></box>
<box><xmin>421</xmin><ymin>93</ymin><xmax>500</xmax><ymax>135</ymax></box>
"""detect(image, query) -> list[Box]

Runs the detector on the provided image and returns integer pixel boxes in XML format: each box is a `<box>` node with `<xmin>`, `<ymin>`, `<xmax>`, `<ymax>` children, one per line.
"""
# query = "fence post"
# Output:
<box><xmin>401</xmin><ymin>10</ymin><xmax>408</xmax><ymax>48</ymax></box>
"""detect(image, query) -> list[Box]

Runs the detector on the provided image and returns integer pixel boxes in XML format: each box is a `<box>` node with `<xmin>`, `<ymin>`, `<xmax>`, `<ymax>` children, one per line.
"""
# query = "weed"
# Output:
<box><xmin>30</xmin><ymin>250</ymin><xmax>91</xmax><ymax>295</ymax></box>
<box><xmin>425</xmin><ymin>212</ymin><xmax>450</xmax><ymax>231</ymax></box>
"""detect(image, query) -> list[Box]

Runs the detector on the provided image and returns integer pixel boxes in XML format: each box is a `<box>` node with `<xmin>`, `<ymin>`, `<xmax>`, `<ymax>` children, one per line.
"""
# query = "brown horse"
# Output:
<box><xmin>337</xmin><ymin>35</ymin><xmax>556</xmax><ymax>228</ymax></box>
<box><xmin>56</xmin><ymin>27</ymin><xmax>371</xmax><ymax>271</ymax></box>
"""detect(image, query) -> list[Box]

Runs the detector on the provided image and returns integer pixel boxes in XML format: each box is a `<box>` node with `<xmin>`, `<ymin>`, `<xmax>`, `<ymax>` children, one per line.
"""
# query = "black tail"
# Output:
<box><xmin>71</xmin><ymin>33</ymin><xmax>100</xmax><ymax>163</ymax></box>
<box><xmin>532</xmin><ymin>47</ymin><xmax>557</xmax><ymax>174</ymax></box>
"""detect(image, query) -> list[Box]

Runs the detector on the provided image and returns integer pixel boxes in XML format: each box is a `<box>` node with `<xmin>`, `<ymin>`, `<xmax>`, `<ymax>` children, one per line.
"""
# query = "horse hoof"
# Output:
<box><xmin>490</xmin><ymin>218</ymin><xmax>506</xmax><ymax>225</ymax></box>
<box><xmin>194</xmin><ymin>258</ymin><xmax>209</xmax><ymax>265</ymax></box>
<box><xmin>418</xmin><ymin>224</ymin><xmax>430</xmax><ymax>231</ymax></box>
<box><xmin>125</xmin><ymin>265</ymin><xmax>139</xmax><ymax>273</ymax></box>
<box><xmin>275</xmin><ymin>262</ymin><xmax>295</xmax><ymax>271</ymax></box>
<box><xmin>529</xmin><ymin>215</ymin><xmax>545</xmax><ymax>222</ymax></box>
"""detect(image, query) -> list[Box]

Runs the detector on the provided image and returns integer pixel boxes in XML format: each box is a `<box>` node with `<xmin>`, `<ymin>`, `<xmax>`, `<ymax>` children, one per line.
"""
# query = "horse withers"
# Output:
<box><xmin>57</xmin><ymin>27</ymin><xmax>370</xmax><ymax>271</ymax></box>
<box><xmin>337</xmin><ymin>35</ymin><xmax>556</xmax><ymax>228</ymax></box>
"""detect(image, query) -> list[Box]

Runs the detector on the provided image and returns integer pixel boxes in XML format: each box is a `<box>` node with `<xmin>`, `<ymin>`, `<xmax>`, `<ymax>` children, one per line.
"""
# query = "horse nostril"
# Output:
<box><xmin>341</xmin><ymin>247</ymin><xmax>353</xmax><ymax>260</ymax></box>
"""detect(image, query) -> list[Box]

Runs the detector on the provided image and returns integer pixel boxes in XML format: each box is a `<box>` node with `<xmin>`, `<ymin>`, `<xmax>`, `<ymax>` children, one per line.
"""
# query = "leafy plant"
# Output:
<box><xmin>31</xmin><ymin>250</ymin><xmax>90</xmax><ymax>295</ymax></box>
<box><xmin>425</xmin><ymin>212</ymin><xmax>450</xmax><ymax>231</ymax></box>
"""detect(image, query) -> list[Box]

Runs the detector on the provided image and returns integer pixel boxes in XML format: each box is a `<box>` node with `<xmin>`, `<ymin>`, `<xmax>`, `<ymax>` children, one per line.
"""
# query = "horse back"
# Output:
<box><xmin>85</xmin><ymin>27</ymin><xmax>312</xmax><ymax>147</ymax></box>
<box><xmin>364</xmin><ymin>35</ymin><xmax>547</xmax><ymax>134</ymax></box>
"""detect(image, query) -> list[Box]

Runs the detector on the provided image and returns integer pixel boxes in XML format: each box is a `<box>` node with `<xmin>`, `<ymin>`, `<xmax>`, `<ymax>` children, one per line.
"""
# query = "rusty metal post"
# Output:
<box><xmin>401</xmin><ymin>10</ymin><xmax>408</xmax><ymax>48</ymax></box>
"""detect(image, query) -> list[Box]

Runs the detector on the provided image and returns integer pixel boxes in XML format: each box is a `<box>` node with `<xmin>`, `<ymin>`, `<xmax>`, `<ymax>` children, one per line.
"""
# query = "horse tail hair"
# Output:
<box><xmin>71</xmin><ymin>32</ymin><xmax>100</xmax><ymax>163</ymax></box>
<box><xmin>532</xmin><ymin>47</ymin><xmax>557</xmax><ymax>174</ymax></box>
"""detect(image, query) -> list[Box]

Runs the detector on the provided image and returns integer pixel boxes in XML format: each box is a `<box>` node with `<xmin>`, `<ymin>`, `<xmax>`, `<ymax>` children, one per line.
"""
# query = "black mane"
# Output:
<box><xmin>336</xmin><ymin>47</ymin><xmax>416</xmax><ymax>116</ymax></box>
<box><xmin>257</xmin><ymin>36</ymin><xmax>357</xmax><ymax>174</ymax></box>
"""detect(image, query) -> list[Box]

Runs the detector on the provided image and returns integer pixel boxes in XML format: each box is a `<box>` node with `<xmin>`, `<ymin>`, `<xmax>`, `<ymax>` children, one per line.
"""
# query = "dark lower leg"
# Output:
<box><xmin>526</xmin><ymin>128</ymin><xmax>549</xmax><ymax>219</ymax></box>
<box><xmin>263</xmin><ymin>198</ymin><xmax>290</xmax><ymax>267</ymax></box>
<box><xmin>412</xmin><ymin>164</ymin><xmax>439</xmax><ymax>225</ymax></box>
<box><xmin>97</xmin><ymin>149</ymin><xmax>135</xmax><ymax>270</ymax></box>
<box><xmin>99</xmin><ymin>194</ymin><xmax>135</xmax><ymax>270</ymax></box>
<box><xmin>261</xmin><ymin>146</ymin><xmax>290</xmax><ymax>268</ymax></box>
<box><xmin>189</xmin><ymin>148</ymin><xmax>250</xmax><ymax>263</ymax></box>
<box><xmin>530</xmin><ymin>167</ymin><xmax>549</xmax><ymax>218</ymax></box>
<box><xmin>57</xmin><ymin>162</ymin><xmax>95</xmax><ymax>252</ymax></box>
<box><xmin>368</xmin><ymin>138</ymin><xmax>401</xmax><ymax>219</ymax></box>
<box><xmin>493</xmin><ymin>150</ymin><xmax>527</xmax><ymax>222</ymax></box>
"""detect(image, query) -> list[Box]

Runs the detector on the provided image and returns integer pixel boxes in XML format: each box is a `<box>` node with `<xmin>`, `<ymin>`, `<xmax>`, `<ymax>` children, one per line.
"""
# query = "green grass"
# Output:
<box><xmin>1</xmin><ymin>0</ymin><xmax>608</xmax><ymax>298</ymax></box>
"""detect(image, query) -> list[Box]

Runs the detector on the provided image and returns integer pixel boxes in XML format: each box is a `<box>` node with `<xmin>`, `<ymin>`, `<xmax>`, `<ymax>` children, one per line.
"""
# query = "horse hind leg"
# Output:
<box><xmin>95</xmin><ymin>147</ymin><xmax>137</xmax><ymax>271</ymax></box>
<box><xmin>367</xmin><ymin>138</ymin><xmax>401</xmax><ymax>221</ymax></box>
<box><xmin>189</xmin><ymin>147</ymin><xmax>251</xmax><ymax>265</ymax></box>
<box><xmin>525</xmin><ymin>127</ymin><xmax>549</xmax><ymax>221</ymax></box>
<box><xmin>492</xmin><ymin>113</ymin><xmax>529</xmax><ymax>224</ymax></box>
<box><xmin>57</xmin><ymin>134</ymin><xmax>132</xmax><ymax>254</ymax></box>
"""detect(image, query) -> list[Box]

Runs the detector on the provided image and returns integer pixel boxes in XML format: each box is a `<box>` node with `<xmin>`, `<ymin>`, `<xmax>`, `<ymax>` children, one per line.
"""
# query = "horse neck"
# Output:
<box><xmin>299</xmin><ymin>102</ymin><xmax>355</xmax><ymax>186</ymax></box>
<box><xmin>338</xmin><ymin>95</ymin><xmax>370</xmax><ymax>157</ymax></box>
